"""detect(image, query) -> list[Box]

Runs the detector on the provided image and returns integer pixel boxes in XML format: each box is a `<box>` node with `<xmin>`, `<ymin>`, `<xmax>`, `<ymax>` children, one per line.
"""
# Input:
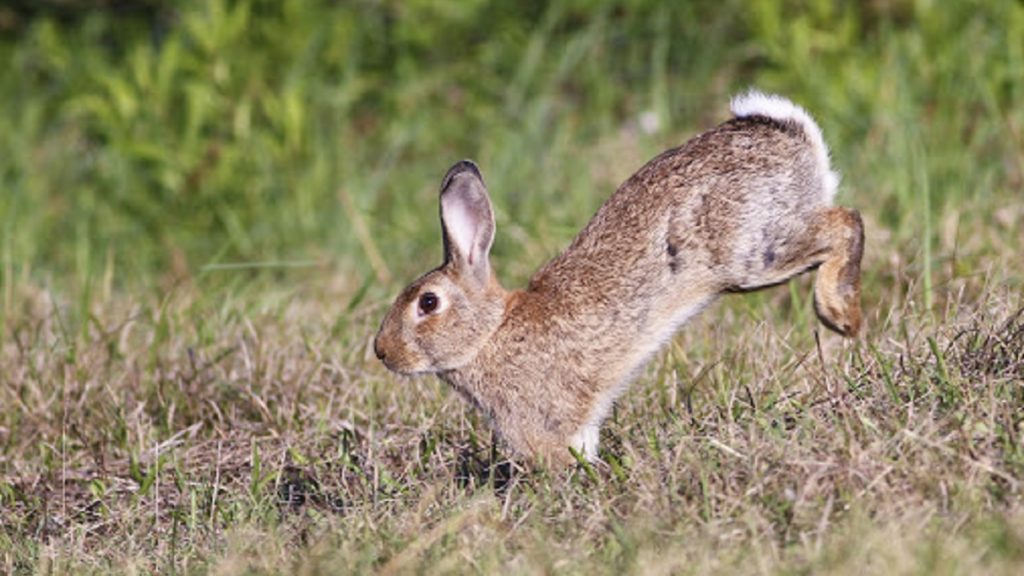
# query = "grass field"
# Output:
<box><xmin>2</xmin><ymin>0</ymin><xmax>1023</xmax><ymax>573</ymax></box>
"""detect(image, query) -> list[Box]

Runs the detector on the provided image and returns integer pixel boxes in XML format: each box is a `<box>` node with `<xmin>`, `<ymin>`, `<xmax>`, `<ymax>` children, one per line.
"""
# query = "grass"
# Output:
<box><xmin>2</xmin><ymin>253</ymin><xmax>1022</xmax><ymax>574</ymax></box>
<box><xmin>2</xmin><ymin>0</ymin><xmax>1024</xmax><ymax>573</ymax></box>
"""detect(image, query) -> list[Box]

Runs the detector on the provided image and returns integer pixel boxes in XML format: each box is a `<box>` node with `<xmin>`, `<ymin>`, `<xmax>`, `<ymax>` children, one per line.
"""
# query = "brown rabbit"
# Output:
<box><xmin>374</xmin><ymin>91</ymin><xmax>864</xmax><ymax>466</ymax></box>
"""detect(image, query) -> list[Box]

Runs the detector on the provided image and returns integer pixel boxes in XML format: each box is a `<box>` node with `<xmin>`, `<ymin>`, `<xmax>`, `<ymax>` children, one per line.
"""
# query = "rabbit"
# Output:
<box><xmin>374</xmin><ymin>90</ymin><xmax>864</xmax><ymax>467</ymax></box>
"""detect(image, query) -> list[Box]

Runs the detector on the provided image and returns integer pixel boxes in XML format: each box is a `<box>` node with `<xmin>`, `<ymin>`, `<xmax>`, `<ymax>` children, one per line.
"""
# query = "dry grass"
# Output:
<box><xmin>2</xmin><ymin>231</ymin><xmax>1022</xmax><ymax>574</ymax></box>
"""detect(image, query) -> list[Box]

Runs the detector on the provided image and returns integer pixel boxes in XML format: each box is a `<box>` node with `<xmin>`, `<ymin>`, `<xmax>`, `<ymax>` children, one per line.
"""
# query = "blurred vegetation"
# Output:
<box><xmin>1</xmin><ymin>0</ymin><xmax>1021</xmax><ymax>299</ymax></box>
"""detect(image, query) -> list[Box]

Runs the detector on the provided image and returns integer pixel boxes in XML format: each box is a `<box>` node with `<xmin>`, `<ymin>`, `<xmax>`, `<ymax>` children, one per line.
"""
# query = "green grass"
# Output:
<box><xmin>2</xmin><ymin>0</ymin><xmax>1024</xmax><ymax>573</ymax></box>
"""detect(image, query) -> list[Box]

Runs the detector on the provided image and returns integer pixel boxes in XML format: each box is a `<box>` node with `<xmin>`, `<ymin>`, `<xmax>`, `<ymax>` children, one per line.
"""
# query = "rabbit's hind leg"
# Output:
<box><xmin>725</xmin><ymin>206</ymin><xmax>864</xmax><ymax>337</ymax></box>
<box><xmin>811</xmin><ymin>207</ymin><xmax>864</xmax><ymax>337</ymax></box>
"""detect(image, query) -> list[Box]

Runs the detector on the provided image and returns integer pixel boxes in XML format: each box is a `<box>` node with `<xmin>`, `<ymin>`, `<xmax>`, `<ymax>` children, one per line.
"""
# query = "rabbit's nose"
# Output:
<box><xmin>373</xmin><ymin>337</ymin><xmax>387</xmax><ymax>361</ymax></box>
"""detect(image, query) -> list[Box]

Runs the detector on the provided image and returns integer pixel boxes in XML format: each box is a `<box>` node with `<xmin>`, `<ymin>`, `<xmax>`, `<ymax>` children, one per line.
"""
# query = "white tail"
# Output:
<box><xmin>730</xmin><ymin>90</ymin><xmax>840</xmax><ymax>202</ymax></box>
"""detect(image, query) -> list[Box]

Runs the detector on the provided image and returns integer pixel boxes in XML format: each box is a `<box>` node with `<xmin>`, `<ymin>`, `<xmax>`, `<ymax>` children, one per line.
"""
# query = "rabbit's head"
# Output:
<box><xmin>374</xmin><ymin>161</ymin><xmax>507</xmax><ymax>374</ymax></box>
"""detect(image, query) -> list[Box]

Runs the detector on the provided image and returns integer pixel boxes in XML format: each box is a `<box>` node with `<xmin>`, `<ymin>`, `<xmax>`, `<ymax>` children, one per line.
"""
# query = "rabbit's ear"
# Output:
<box><xmin>439</xmin><ymin>160</ymin><xmax>495</xmax><ymax>286</ymax></box>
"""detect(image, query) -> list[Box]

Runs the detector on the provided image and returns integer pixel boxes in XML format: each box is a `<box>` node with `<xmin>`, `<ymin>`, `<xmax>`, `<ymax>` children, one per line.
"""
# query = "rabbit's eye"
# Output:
<box><xmin>418</xmin><ymin>292</ymin><xmax>440</xmax><ymax>315</ymax></box>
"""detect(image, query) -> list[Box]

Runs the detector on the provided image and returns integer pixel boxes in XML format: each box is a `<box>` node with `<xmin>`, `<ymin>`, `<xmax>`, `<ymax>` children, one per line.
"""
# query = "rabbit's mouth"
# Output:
<box><xmin>374</xmin><ymin>340</ymin><xmax>430</xmax><ymax>375</ymax></box>
<box><xmin>379</xmin><ymin>356</ymin><xmax>420</xmax><ymax>375</ymax></box>
<box><xmin>374</xmin><ymin>324</ymin><xmax>442</xmax><ymax>375</ymax></box>
<box><xmin>375</xmin><ymin>347</ymin><xmax>406</xmax><ymax>373</ymax></box>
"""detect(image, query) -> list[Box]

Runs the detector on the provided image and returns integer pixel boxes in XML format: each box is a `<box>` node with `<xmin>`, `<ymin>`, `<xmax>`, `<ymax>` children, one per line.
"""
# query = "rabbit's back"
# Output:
<box><xmin>532</xmin><ymin>115</ymin><xmax>830</xmax><ymax>307</ymax></box>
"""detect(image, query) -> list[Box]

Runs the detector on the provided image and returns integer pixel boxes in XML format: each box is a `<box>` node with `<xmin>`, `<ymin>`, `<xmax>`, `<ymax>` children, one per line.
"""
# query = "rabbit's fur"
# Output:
<box><xmin>375</xmin><ymin>91</ymin><xmax>864</xmax><ymax>466</ymax></box>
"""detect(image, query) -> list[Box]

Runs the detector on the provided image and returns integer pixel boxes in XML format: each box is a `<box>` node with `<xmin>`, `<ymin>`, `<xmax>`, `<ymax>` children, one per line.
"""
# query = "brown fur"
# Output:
<box><xmin>374</xmin><ymin>95</ymin><xmax>864</xmax><ymax>466</ymax></box>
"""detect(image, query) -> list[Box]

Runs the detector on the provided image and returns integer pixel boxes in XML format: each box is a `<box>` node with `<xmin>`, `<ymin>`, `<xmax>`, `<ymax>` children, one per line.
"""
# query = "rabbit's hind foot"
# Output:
<box><xmin>813</xmin><ymin>207</ymin><xmax>864</xmax><ymax>337</ymax></box>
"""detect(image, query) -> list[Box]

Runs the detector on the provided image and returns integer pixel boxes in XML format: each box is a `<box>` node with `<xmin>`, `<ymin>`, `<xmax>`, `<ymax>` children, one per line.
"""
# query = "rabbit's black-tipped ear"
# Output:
<box><xmin>439</xmin><ymin>160</ymin><xmax>495</xmax><ymax>286</ymax></box>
